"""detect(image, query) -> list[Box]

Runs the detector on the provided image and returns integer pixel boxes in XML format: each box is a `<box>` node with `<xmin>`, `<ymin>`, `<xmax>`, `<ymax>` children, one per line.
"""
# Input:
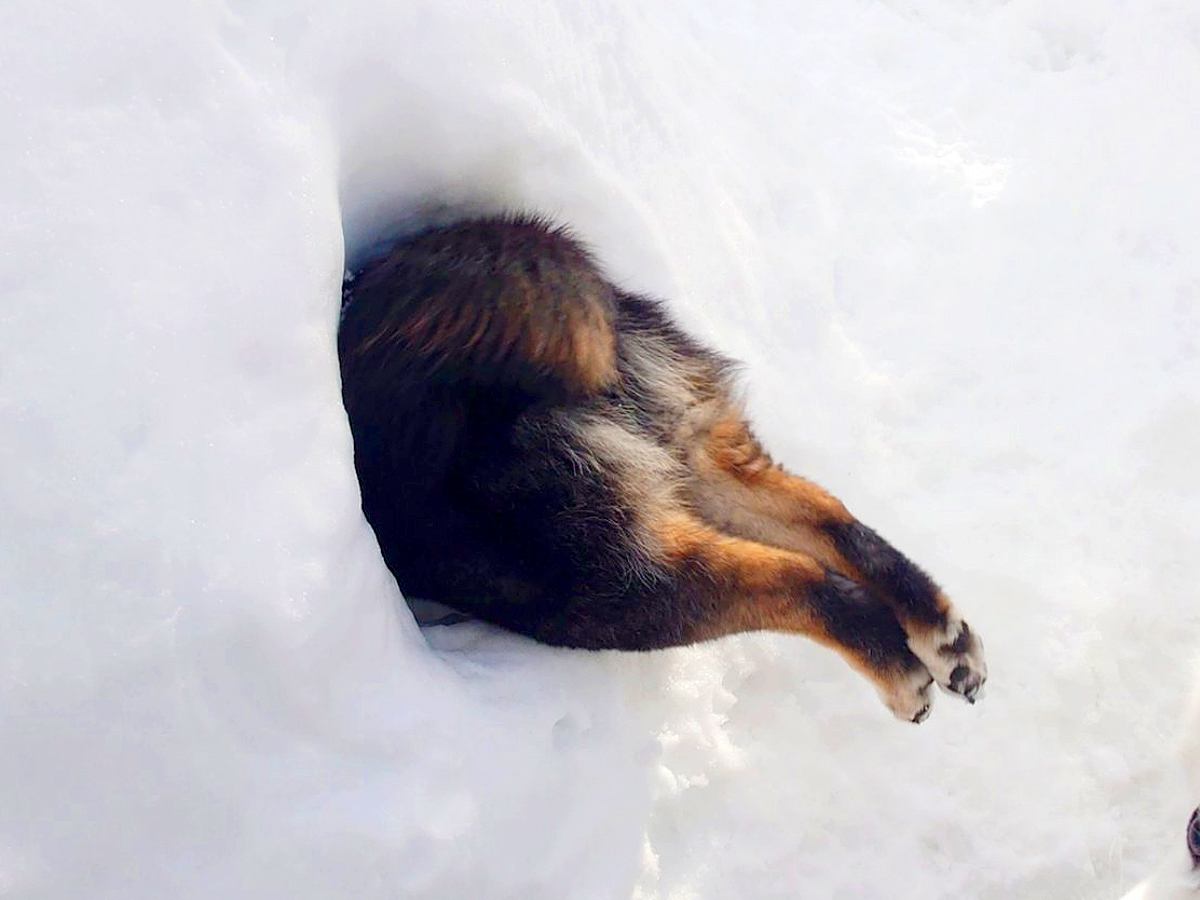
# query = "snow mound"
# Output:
<box><xmin>3</xmin><ymin>1</ymin><xmax>1199</xmax><ymax>897</ymax></box>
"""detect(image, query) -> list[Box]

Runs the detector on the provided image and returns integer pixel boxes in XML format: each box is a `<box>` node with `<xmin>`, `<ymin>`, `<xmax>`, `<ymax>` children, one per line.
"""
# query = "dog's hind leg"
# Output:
<box><xmin>534</xmin><ymin>510</ymin><xmax>939</xmax><ymax>723</ymax></box>
<box><xmin>687</xmin><ymin>412</ymin><xmax>987</xmax><ymax>704</ymax></box>
<box><xmin>661</xmin><ymin>512</ymin><xmax>939</xmax><ymax>722</ymax></box>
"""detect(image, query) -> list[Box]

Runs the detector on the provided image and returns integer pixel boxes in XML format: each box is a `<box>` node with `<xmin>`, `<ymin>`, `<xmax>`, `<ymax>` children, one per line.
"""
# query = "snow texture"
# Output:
<box><xmin>2</xmin><ymin>1</ymin><xmax>1199</xmax><ymax>897</ymax></box>
<box><xmin>1122</xmin><ymin>671</ymin><xmax>1200</xmax><ymax>899</ymax></box>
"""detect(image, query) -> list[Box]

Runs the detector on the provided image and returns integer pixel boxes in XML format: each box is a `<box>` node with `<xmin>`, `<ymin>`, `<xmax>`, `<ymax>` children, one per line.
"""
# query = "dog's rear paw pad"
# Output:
<box><xmin>948</xmin><ymin>662</ymin><xmax>985</xmax><ymax>702</ymax></box>
<box><xmin>882</xmin><ymin>668</ymin><xmax>936</xmax><ymax>724</ymax></box>
<box><xmin>916</xmin><ymin>619</ymin><xmax>987</xmax><ymax>703</ymax></box>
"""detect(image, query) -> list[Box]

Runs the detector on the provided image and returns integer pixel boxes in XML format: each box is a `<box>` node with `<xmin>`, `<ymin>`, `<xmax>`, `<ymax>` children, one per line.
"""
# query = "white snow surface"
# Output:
<box><xmin>1121</xmin><ymin>674</ymin><xmax>1200</xmax><ymax>899</ymax></box>
<box><xmin>3</xmin><ymin>1</ymin><xmax>1199</xmax><ymax>897</ymax></box>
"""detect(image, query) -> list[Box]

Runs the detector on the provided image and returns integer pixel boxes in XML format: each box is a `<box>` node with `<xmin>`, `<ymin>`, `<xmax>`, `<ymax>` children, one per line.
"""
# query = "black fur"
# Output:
<box><xmin>826</xmin><ymin>520</ymin><xmax>945</xmax><ymax>626</ymax></box>
<box><xmin>810</xmin><ymin>571</ymin><xmax>921</xmax><ymax>670</ymax></box>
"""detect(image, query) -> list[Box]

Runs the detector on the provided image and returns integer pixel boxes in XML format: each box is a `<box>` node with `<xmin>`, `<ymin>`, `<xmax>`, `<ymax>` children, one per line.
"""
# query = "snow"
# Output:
<box><xmin>1121</xmin><ymin>672</ymin><xmax>1200</xmax><ymax>899</ymax></box>
<box><xmin>2</xmin><ymin>1</ymin><xmax>1199</xmax><ymax>897</ymax></box>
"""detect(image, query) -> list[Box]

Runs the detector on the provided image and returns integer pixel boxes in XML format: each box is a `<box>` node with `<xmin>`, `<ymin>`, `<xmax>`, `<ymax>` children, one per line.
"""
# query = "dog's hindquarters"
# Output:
<box><xmin>339</xmin><ymin>216</ymin><xmax>620</xmax><ymax>404</ymax></box>
<box><xmin>337</xmin><ymin>214</ymin><xmax>987</xmax><ymax>723</ymax></box>
<box><xmin>338</xmin><ymin>217</ymin><xmax>628</xmax><ymax>630</ymax></box>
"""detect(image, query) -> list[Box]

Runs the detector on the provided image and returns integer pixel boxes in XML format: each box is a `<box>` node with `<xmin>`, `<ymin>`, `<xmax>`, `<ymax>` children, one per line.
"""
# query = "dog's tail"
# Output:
<box><xmin>339</xmin><ymin>216</ymin><xmax>619</xmax><ymax>399</ymax></box>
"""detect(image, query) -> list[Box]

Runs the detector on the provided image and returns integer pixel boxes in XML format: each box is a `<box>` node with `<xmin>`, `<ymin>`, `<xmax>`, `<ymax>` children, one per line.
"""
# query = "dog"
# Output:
<box><xmin>338</xmin><ymin>215</ymin><xmax>986</xmax><ymax>722</ymax></box>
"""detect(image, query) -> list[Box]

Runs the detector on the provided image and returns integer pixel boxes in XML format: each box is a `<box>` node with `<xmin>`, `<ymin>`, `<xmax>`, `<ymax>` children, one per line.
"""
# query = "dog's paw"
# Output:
<box><xmin>878</xmin><ymin>664</ymin><xmax>937</xmax><ymax>724</ymax></box>
<box><xmin>910</xmin><ymin>618</ymin><xmax>987</xmax><ymax>704</ymax></box>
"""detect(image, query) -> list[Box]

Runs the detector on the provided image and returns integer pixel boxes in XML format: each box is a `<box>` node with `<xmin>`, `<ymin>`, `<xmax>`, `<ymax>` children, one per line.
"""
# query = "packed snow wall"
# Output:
<box><xmin>2</xmin><ymin>2</ymin><xmax>1199</xmax><ymax>898</ymax></box>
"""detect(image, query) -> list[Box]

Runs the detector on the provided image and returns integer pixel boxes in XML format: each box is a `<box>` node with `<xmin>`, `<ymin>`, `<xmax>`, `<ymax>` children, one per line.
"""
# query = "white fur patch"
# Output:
<box><xmin>563</xmin><ymin>410</ymin><xmax>683</xmax><ymax>587</ymax></box>
<box><xmin>621</xmin><ymin>331</ymin><xmax>698</xmax><ymax>417</ymax></box>
<box><xmin>877</xmin><ymin>664</ymin><xmax>935</xmax><ymax>723</ymax></box>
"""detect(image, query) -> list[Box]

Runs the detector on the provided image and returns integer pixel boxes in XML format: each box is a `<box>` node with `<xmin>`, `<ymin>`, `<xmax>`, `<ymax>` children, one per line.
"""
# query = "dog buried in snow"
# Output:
<box><xmin>338</xmin><ymin>216</ymin><xmax>986</xmax><ymax>722</ymax></box>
